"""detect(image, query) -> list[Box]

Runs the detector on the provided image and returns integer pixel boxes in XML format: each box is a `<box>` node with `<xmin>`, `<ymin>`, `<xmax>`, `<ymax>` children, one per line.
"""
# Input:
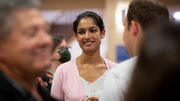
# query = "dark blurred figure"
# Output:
<box><xmin>125</xmin><ymin>23</ymin><xmax>180</xmax><ymax>101</ymax></box>
<box><xmin>0</xmin><ymin>0</ymin><xmax>58</xmax><ymax>100</ymax></box>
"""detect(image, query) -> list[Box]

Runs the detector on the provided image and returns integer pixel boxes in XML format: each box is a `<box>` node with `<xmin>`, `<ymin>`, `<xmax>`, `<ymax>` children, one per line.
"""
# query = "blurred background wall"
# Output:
<box><xmin>41</xmin><ymin>0</ymin><xmax>180</xmax><ymax>63</ymax></box>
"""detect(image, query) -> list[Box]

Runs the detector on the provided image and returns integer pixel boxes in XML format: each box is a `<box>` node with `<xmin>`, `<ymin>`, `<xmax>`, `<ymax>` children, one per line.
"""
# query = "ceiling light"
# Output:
<box><xmin>173</xmin><ymin>12</ymin><xmax>180</xmax><ymax>20</ymax></box>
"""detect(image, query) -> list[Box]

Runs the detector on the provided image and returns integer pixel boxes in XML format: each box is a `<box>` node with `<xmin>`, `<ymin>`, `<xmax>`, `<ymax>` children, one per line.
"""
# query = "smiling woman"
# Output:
<box><xmin>51</xmin><ymin>11</ymin><xmax>117</xmax><ymax>101</ymax></box>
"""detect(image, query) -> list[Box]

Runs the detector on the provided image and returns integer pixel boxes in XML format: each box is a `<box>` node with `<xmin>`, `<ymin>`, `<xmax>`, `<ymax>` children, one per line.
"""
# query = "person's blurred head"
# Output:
<box><xmin>51</xmin><ymin>34</ymin><xmax>71</xmax><ymax>63</ymax></box>
<box><xmin>73</xmin><ymin>11</ymin><xmax>105</xmax><ymax>53</ymax></box>
<box><xmin>123</xmin><ymin>0</ymin><xmax>169</xmax><ymax>57</ymax></box>
<box><xmin>0</xmin><ymin>0</ymin><xmax>53</xmax><ymax>77</ymax></box>
<box><xmin>52</xmin><ymin>34</ymin><xmax>65</xmax><ymax>52</ymax></box>
<box><xmin>125</xmin><ymin>23</ymin><xmax>180</xmax><ymax>101</ymax></box>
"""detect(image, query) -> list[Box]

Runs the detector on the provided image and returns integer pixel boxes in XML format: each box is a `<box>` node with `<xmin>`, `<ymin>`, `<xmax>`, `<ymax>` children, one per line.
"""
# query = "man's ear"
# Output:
<box><xmin>131</xmin><ymin>21</ymin><xmax>138</xmax><ymax>36</ymax></box>
<box><xmin>101</xmin><ymin>30</ymin><xmax>105</xmax><ymax>39</ymax></box>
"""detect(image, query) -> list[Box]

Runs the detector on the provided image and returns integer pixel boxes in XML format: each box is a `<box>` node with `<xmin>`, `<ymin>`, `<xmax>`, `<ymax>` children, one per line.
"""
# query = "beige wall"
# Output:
<box><xmin>41</xmin><ymin>0</ymin><xmax>180</xmax><ymax>10</ymax></box>
<box><xmin>42</xmin><ymin>0</ymin><xmax>105</xmax><ymax>10</ymax></box>
<box><xmin>105</xmin><ymin>0</ymin><xmax>131</xmax><ymax>62</ymax></box>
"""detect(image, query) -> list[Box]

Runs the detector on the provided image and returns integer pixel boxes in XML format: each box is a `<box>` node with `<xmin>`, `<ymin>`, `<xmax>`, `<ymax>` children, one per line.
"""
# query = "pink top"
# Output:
<box><xmin>51</xmin><ymin>58</ymin><xmax>117</xmax><ymax>101</ymax></box>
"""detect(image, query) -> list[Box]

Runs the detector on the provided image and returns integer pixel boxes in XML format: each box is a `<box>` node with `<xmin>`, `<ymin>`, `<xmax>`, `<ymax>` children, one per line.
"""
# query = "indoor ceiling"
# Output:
<box><xmin>41</xmin><ymin>0</ymin><xmax>180</xmax><ymax>19</ymax></box>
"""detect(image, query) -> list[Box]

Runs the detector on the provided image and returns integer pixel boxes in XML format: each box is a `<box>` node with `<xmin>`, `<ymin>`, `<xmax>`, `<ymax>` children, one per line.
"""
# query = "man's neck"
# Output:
<box><xmin>0</xmin><ymin>63</ymin><xmax>42</xmax><ymax>100</ymax></box>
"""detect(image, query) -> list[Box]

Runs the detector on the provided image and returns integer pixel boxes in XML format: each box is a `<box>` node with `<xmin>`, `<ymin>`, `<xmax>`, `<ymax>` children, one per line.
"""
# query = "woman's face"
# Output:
<box><xmin>75</xmin><ymin>17</ymin><xmax>105</xmax><ymax>53</ymax></box>
<box><xmin>52</xmin><ymin>39</ymin><xmax>67</xmax><ymax>60</ymax></box>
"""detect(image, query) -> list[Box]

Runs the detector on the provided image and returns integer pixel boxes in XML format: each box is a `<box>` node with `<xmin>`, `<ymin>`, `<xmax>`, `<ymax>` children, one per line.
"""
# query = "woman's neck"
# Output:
<box><xmin>77</xmin><ymin>50</ymin><xmax>103</xmax><ymax>65</ymax></box>
<box><xmin>50</xmin><ymin>60</ymin><xmax>61</xmax><ymax>74</ymax></box>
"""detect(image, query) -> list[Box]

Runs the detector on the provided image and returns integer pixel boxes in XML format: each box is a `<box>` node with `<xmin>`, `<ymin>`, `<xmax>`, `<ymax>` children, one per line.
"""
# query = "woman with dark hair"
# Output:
<box><xmin>50</xmin><ymin>34</ymin><xmax>71</xmax><ymax>73</ymax></box>
<box><xmin>125</xmin><ymin>23</ymin><xmax>180</xmax><ymax>101</ymax></box>
<box><xmin>37</xmin><ymin>34</ymin><xmax>71</xmax><ymax>93</ymax></box>
<box><xmin>51</xmin><ymin>11</ymin><xmax>117</xmax><ymax>101</ymax></box>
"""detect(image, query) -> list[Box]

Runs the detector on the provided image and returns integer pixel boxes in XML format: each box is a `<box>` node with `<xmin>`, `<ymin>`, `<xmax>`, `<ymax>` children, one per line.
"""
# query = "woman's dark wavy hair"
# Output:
<box><xmin>73</xmin><ymin>11</ymin><xmax>104</xmax><ymax>34</ymax></box>
<box><xmin>51</xmin><ymin>34</ymin><xmax>64</xmax><ymax>51</ymax></box>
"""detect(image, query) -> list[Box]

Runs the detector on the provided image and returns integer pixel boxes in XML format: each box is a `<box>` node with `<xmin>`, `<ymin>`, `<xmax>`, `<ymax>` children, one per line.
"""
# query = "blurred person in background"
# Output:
<box><xmin>37</xmin><ymin>34</ymin><xmax>71</xmax><ymax>93</ymax></box>
<box><xmin>51</xmin><ymin>11</ymin><xmax>117</xmax><ymax>101</ymax></box>
<box><xmin>51</xmin><ymin>34</ymin><xmax>71</xmax><ymax>74</ymax></box>
<box><xmin>125</xmin><ymin>23</ymin><xmax>180</xmax><ymax>101</ymax></box>
<box><xmin>0</xmin><ymin>0</ymin><xmax>58</xmax><ymax>100</ymax></box>
<box><xmin>100</xmin><ymin>0</ymin><xmax>169</xmax><ymax>101</ymax></box>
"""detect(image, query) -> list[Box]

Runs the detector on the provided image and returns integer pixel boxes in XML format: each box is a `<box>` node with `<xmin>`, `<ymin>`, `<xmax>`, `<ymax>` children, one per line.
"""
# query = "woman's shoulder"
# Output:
<box><xmin>103</xmin><ymin>58</ymin><xmax>117</xmax><ymax>69</ymax></box>
<box><xmin>54</xmin><ymin>58</ymin><xmax>79</xmax><ymax>81</ymax></box>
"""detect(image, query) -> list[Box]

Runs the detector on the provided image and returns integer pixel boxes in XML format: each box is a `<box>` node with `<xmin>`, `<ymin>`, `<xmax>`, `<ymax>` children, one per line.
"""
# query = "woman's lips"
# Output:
<box><xmin>84</xmin><ymin>41</ymin><xmax>94</xmax><ymax>46</ymax></box>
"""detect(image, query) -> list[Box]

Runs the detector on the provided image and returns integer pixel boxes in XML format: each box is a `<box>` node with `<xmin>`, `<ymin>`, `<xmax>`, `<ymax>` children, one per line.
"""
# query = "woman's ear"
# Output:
<box><xmin>101</xmin><ymin>30</ymin><xmax>105</xmax><ymax>39</ymax></box>
<box><xmin>75</xmin><ymin>33</ymin><xmax>79</xmax><ymax>40</ymax></box>
<box><xmin>75</xmin><ymin>33</ymin><xmax>78</xmax><ymax>38</ymax></box>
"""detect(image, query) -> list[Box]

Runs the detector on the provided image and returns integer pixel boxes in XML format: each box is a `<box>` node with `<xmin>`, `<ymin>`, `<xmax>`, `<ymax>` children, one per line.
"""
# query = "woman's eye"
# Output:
<box><xmin>90</xmin><ymin>29</ymin><xmax>97</xmax><ymax>33</ymax></box>
<box><xmin>78</xmin><ymin>31</ymin><xmax>85</xmax><ymax>35</ymax></box>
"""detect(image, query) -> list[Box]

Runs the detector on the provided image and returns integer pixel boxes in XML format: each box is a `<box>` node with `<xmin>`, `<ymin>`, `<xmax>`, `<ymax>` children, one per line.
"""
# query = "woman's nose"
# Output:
<box><xmin>84</xmin><ymin>31</ymin><xmax>91</xmax><ymax>39</ymax></box>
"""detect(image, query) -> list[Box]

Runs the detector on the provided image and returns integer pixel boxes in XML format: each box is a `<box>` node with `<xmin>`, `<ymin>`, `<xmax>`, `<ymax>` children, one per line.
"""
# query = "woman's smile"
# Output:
<box><xmin>84</xmin><ymin>41</ymin><xmax>94</xmax><ymax>46</ymax></box>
